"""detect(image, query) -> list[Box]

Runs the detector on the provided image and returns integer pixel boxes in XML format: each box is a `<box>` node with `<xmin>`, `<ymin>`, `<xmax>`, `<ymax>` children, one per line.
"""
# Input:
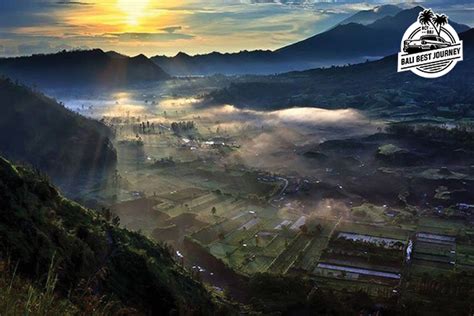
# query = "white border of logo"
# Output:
<box><xmin>397</xmin><ymin>9</ymin><xmax>463</xmax><ymax>79</ymax></box>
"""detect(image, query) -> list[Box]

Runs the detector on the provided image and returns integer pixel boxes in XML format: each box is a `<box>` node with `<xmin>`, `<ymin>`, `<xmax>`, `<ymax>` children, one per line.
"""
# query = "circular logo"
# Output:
<box><xmin>397</xmin><ymin>9</ymin><xmax>463</xmax><ymax>79</ymax></box>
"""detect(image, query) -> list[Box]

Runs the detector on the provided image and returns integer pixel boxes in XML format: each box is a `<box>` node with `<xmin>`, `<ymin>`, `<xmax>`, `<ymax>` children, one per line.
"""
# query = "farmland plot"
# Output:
<box><xmin>268</xmin><ymin>234</ymin><xmax>312</xmax><ymax>274</ymax></box>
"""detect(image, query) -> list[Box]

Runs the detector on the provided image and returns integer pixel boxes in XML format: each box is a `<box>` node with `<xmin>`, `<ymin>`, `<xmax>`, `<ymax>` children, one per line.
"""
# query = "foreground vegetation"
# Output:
<box><xmin>0</xmin><ymin>156</ymin><xmax>225</xmax><ymax>315</ymax></box>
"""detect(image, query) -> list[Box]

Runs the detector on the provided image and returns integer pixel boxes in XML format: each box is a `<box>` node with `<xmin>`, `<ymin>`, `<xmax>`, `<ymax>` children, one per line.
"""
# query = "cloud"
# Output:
<box><xmin>108</xmin><ymin>32</ymin><xmax>195</xmax><ymax>41</ymax></box>
<box><xmin>160</xmin><ymin>26</ymin><xmax>183</xmax><ymax>33</ymax></box>
<box><xmin>200</xmin><ymin>105</ymin><xmax>368</xmax><ymax>127</ymax></box>
<box><xmin>0</xmin><ymin>0</ymin><xmax>471</xmax><ymax>57</ymax></box>
<box><xmin>187</xmin><ymin>104</ymin><xmax>378</xmax><ymax>173</ymax></box>
<box><xmin>54</xmin><ymin>1</ymin><xmax>93</xmax><ymax>5</ymax></box>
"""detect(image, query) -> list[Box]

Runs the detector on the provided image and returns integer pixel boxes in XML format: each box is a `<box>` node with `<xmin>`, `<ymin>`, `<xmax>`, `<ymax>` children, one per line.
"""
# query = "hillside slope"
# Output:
<box><xmin>0</xmin><ymin>49</ymin><xmax>170</xmax><ymax>88</ymax></box>
<box><xmin>0</xmin><ymin>156</ymin><xmax>220</xmax><ymax>314</ymax></box>
<box><xmin>0</xmin><ymin>77</ymin><xmax>116</xmax><ymax>189</ymax></box>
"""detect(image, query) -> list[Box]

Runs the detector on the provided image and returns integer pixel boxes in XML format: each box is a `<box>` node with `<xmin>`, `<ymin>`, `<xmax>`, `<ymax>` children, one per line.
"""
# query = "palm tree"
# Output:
<box><xmin>433</xmin><ymin>14</ymin><xmax>448</xmax><ymax>36</ymax></box>
<box><xmin>418</xmin><ymin>9</ymin><xmax>434</xmax><ymax>26</ymax></box>
<box><xmin>418</xmin><ymin>9</ymin><xmax>437</xmax><ymax>34</ymax></box>
<box><xmin>418</xmin><ymin>9</ymin><xmax>447</xmax><ymax>37</ymax></box>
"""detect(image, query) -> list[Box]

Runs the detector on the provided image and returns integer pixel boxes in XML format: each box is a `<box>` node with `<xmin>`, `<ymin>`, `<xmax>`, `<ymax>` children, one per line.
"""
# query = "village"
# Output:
<box><xmin>71</xmin><ymin>88</ymin><xmax>474</xmax><ymax>308</ymax></box>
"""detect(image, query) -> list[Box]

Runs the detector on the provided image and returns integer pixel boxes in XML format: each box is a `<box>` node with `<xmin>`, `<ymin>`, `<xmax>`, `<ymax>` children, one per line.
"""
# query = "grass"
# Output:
<box><xmin>0</xmin><ymin>257</ymin><xmax>116</xmax><ymax>316</ymax></box>
<box><xmin>0</xmin><ymin>156</ymin><xmax>219</xmax><ymax>315</ymax></box>
<box><xmin>414</xmin><ymin>241</ymin><xmax>454</xmax><ymax>256</ymax></box>
<box><xmin>409</xmin><ymin>262</ymin><xmax>454</xmax><ymax>276</ymax></box>
<box><xmin>209</xmin><ymin>242</ymin><xmax>238</xmax><ymax>259</ymax></box>
<box><xmin>158</xmin><ymin>187</ymin><xmax>207</xmax><ymax>202</ymax></box>
<box><xmin>313</xmin><ymin>276</ymin><xmax>394</xmax><ymax>297</ymax></box>
<box><xmin>262</xmin><ymin>236</ymin><xmax>287</xmax><ymax>257</ymax></box>
<box><xmin>298</xmin><ymin>237</ymin><xmax>330</xmax><ymax>271</ymax></box>
<box><xmin>455</xmin><ymin>244</ymin><xmax>474</xmax><ymax>266</ymax></box>
<box><xmin>268</xmin><ymin>234</ymin><xmax>312</xmax><ymax>274</ymax></box>
<box><xmin>351</xmin><ymin>203</ymin><xmax>388</xmax><ymax>223</ymax></box>
<box><xmin>416</xmin><ymin>217</ymin><xmax>466</xmax><ymax>235</ymax></box>
<box><xmin>241</xmin><ymin>256</ymin><xmax>274</xmax><ymax>274</ymax></box>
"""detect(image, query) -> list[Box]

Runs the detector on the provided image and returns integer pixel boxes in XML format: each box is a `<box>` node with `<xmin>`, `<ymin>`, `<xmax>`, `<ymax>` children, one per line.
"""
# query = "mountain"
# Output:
<box><xmin>151</xmin><ymin>6</ymin><xmax>470</xmax><ymax>76</ymax></box>
<box><xmin>0</xmin><ymin>156</ymin><xmax>222</xmax><ymax>314</ymax></box>
<box><xmin>0</xmin><ymin>77</ymin><xmax>116</xmax><ymax>191</ymax></box>
<box><xmin>276</xmin><ymin>6</ymin><xmax>470</xmax><ymax>60</ymax></box>
<box><xmin>207</xmin><ymin>28</ymin><xmax>474</xmax><ymax>112</ymax></box>
<box><xmin>276</xmin><ymin>22</ymin><xmax>389</xmax><ymax>59</ymax></box>
<box><xmin>0</xmin><ymin>49</ymin><xmax>170</xmax><ymax>88</ymax></box>
<box><xmin>151</xmin><ymin>50</ymin><xmax>294</xmax><ymax>76</ymax></box>
<box><xmin>337</xmin><ymin>4</ymin><xmax>402</xmax><ymax>26</ymax></box>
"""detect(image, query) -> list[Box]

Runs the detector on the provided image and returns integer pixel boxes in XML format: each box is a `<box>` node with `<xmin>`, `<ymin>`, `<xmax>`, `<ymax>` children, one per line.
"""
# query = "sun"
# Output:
<box><xmin>117</xmin><ymin>0</ymin><xmax>150</xmax><ymax>27</ymax></box>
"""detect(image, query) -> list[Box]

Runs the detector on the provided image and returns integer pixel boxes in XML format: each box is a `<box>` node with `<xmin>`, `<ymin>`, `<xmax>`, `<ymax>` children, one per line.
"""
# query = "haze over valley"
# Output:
<box><xmin>1</xmin><ymin>2</ymin><xmax>474</xmax><ymax>315</ymax></box>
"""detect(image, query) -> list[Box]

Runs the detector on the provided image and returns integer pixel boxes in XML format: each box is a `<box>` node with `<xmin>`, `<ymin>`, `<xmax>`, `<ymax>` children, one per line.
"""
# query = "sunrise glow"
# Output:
<box><xmin>117</xmin><ymin>0</ymin><xmax>151</xmax><ymax>28</ymax></box>
<box><xmin>0</xmin><ymin>1</ymin><xmax>471</xmax><ymax>57</ymax></box>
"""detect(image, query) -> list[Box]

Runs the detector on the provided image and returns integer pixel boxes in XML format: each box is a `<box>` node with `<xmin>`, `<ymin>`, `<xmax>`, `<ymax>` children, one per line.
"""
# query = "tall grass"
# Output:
<box><xmin>0</xmin><ymin>256</ymin><xmax>116</xmax><ymax>316</ymax></box>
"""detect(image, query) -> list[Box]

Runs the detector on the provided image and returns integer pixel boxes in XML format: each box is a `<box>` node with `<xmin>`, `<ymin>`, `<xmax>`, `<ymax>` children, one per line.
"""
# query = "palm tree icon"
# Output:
<box><xmin>418</xmin><ymin>9</ymin><xmax>434</xmax><ymax>26</ymax></box>
<box><xmin>433</xmin><ymin>14</ymin><xmax>448</xmax><ymax>35</ymax></box>
<box><xmin>418</xmin><ymin>9</ymin><xmax>449</xmax><ymax>36</ymax></box>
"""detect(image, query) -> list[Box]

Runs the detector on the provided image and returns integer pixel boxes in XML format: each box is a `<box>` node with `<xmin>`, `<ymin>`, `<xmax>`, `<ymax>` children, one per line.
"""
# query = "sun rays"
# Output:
<box><xmin>117</xmin><ymin>0</ymin><xmax>151</xmax><ymax>28</ymax></box>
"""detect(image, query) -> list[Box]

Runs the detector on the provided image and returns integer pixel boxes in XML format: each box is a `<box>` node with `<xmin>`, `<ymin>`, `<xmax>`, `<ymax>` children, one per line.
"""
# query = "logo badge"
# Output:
<box><xmin>398</xmin><ymin>8</ymin><xmax>463</xmax><ymax>78</ymax></box>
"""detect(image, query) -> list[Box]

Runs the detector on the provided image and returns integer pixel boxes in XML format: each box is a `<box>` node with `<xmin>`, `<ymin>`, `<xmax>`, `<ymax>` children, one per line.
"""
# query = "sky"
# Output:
<box><xmin>0</xmin><ymin>0</ymin><xmax>472</xmax><ymax>57</ymax></box>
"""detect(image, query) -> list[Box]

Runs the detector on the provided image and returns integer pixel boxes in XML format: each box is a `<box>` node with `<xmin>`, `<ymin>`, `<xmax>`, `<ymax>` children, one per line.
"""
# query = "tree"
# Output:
<box><xmin>418</xmin><ymin>9</ymin><xmax>435</xmax><ymax>27</ymax></box>
<box><xmin>418</xmin><ymin>9</ymin><xmax>447</xmax><ymax>36</ymax></box>
<box><xmin>112</xmin><ymin>215</ymin><xmax>120</xmax><ymax>226</ymax></box>
<box><xmin>433</xmin><ymin>14</ymin><xmax>448</xmax><ymax>36</ymax></box>
<box><xmin>101</xmin><ymin>207</ymin><xmax>112</xmax><ymax>222</ymax></box>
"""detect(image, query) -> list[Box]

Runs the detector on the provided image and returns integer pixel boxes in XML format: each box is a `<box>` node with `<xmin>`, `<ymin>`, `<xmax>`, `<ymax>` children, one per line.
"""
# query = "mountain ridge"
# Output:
<box><xmin>206</xmin><ymin>28</ymin><xmax>474</xmax><ymax>112</ymax></box>
<box><xmin>151</xmin><ymin>6</ymin><xmax>470</xmax><ymax>76</ymax></box>
<box><xmin>276</xmin><ymin>6</ymin><xmax>469</xmax><ymax>59</ymax></box>
<box><xmin>0</xmin><ymin>48</ymin><xmax>170</xmax><ymax>88</ymax></box>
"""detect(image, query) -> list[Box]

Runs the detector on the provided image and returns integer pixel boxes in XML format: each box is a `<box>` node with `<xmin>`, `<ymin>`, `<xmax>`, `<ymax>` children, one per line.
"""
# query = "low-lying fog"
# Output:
<box><xmin>51</xmin><ymin>80</ymin><xmax>383</xmax><ymax>176</ymax></box>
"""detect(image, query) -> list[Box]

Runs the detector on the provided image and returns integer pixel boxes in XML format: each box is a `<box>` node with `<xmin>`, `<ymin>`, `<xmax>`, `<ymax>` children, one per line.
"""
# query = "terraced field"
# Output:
<box><xmin>268</xmin><ymin>234</ymin><xmax>313</xmax><ymax>274</ymax></box>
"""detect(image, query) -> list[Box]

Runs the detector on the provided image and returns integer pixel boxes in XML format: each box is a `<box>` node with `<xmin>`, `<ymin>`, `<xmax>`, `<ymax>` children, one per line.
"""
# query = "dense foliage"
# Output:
<box><xmin>0</xmin><ymin>156</ymin><xmax>219</xmax><ymax>315</ymax></box>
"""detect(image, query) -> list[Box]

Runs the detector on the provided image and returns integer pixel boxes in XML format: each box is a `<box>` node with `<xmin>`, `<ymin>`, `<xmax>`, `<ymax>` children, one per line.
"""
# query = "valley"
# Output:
<box><xmin>48</xmin><ymin>79</ymin><xmax>474</xmax><ymax>313</ymax></box>
<box><xmin>1</xmin><ymin>2</ymin><xmax>473</xmax><ymax>314</ymax></box>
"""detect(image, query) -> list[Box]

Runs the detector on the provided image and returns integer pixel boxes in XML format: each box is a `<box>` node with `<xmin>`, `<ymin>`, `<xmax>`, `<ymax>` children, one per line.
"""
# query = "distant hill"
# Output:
<box><xmin>207</xmin><ymin>28</ymin><xmax>474</xmax><ymax>114</ymax></box>
<box><xmin>151</xmin><ymin>6</ymin><xmax>469</xmax><ymax>76</ymax></box>
<box><xmin>151</xmin><ymin>50</ymin><xmax>289</xmax><ymax>76</ymax></box>
<box><xmin>0</xmin><ymin>49</ymin><xmax>170</xmax><ymax>88</ymax></box>
<box><xmin>0</xmin><ymin>156</ymin><xmax>220</xmax><ymax>314</ymax></box>
<box><xmin>276</xmin><ymin>6</ymin><xmax>470</xmax><ymax>60</ymax></box>
<box><xmin>337</xmin><ymin>4</ymin><xmax>402</xmax><ymax>26</ymax></box>
<box><xmin>0</xmin><ymin>77</ymin><xmax>116</xmax><ymax>190</ymax></box>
